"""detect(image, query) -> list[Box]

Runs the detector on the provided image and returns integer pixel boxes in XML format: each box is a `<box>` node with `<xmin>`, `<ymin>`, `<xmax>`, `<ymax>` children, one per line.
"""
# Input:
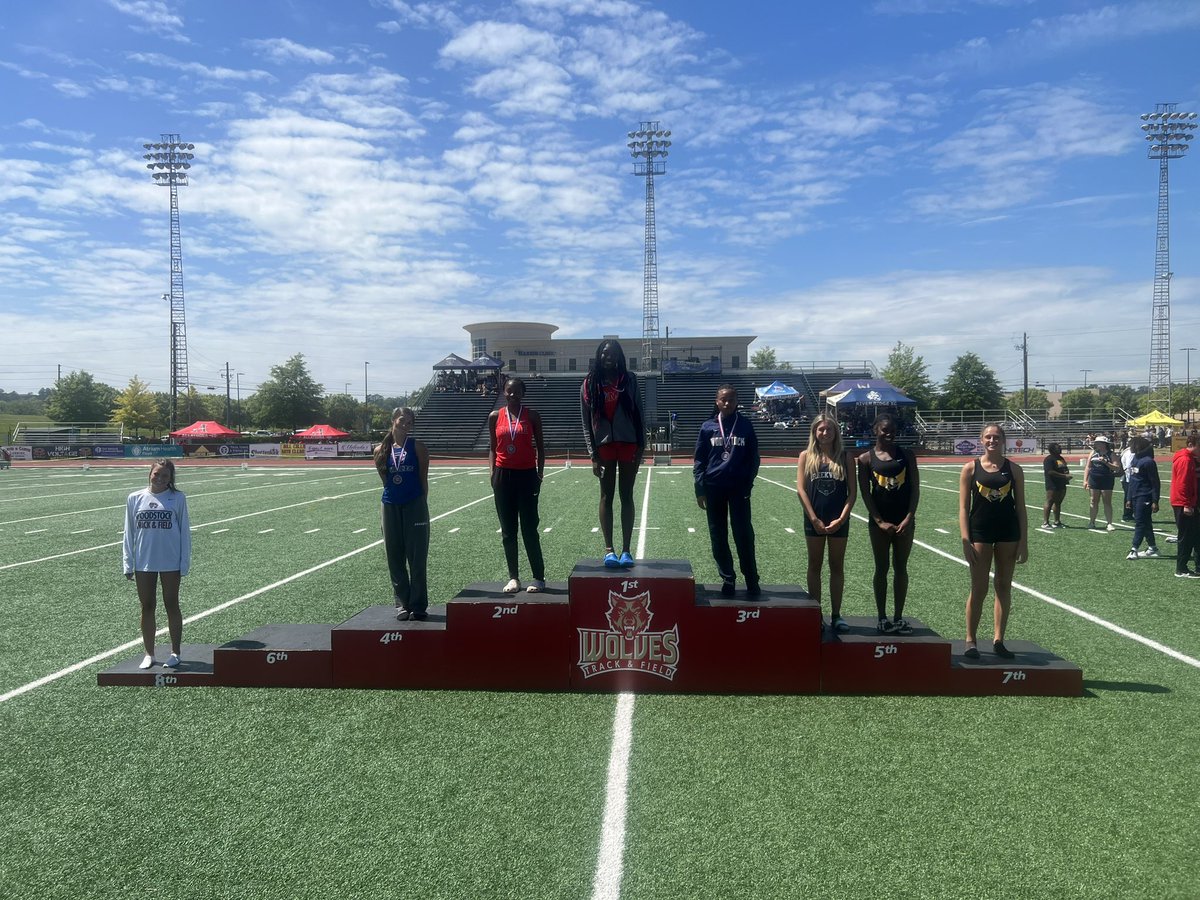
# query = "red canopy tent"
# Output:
<box><xmin>169</xmin><ymin>420</ymin><xmax>241</xmax><ymax>440</ymax></box>
<box><xmin>294</xmin><ymin>424</ymin><xmax>350</xmax><ymax>440</ymax></box>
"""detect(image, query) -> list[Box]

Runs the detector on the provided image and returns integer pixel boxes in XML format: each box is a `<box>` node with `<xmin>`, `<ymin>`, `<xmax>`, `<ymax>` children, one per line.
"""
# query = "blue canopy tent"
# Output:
<box><xmin>824</xmin><ymin>379</ymin><xmax>916</xmax><ymax>407</ymax></box>
<box><xmin>754</xmin><ymin>380</ymin><xmax>801</xmax><ymax>399</ymax></box>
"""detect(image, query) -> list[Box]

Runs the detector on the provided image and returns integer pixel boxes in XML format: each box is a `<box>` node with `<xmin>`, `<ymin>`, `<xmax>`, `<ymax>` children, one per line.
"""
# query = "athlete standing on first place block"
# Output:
<box><xmin>123</xmin><ymin>460</ymin><xmax>191</xmax><ymax>670</ymax></box>
<box><xmin>693</xmin><ymin>384</ymin><xmax>761</xmax><ymax>597</ymax></box>
<box><xmin>959</xmin><ymin>422</ymin><xmax>1027</xmax><ymax>660</ymax></box>
<box><xmin>856</xmin><ymin>413</ymin><xmax>919</xmax><ymax>635</ymax></box>
<box><xmin>797</xmin><ymin>413</ymin><xmax>857</xmax><ymax>632</ymax></box>
<box><xmin>374</xmin><ymin>407</ymin><xmax>430</xmax><ymax>621</ymax></box>
<box><xmin>489</xmin><ymin>377</ymin><xmax>547</xmax><ymax>594</ymax></box>
<box><xmin>581</xmin><ymin>339</ymin><xmax>644</xmax><ymax>568</ymax></box>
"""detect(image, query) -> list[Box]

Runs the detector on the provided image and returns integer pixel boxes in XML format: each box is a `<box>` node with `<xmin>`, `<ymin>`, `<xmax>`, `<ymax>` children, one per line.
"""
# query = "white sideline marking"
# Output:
<box><xmin>591</xmin><ymin>467</ymin><xmax>655</xmax><ymax>900</ymax></box>
<box><xmin>210</xmin><ymin>529</ymin><xmax>229</xmax><ymax>535</ymax></box>
<box><xmin>304</xmin><ymin>528</ymin><xmax>321</xmax><ymax>534</ymax></box>
<box><xmin>25</xmin><ymin>529</ymin><xmax>47</xmax><ymax>535</ymax></box>
<box><xmin>590</xmin><ymin>692</ymin><xmax>635</xmax><ymax>900</ymax></box>
<box><xmin>688</xmin><ymin>527</ymin><xmax>695</xmax><ymax>533</ymax></box>
<box><xmin>352</xmin><ymin>528</ymin><xmax>367</xmax><ymax>534</ymax></box>
<box><xmin>1</xmin><ymin>490</ymin><xmax>497</xmax><ymax>704</ymax></box>
<box><xmin>258</xmin><ymin>529</ymin><xmax>274</xmax><ymax>534</ymax></box>
<box><xmin>448</xmin><ymin>527</ymin><xmax>460</xmax><ymax>534</ymax></box>
<box><xmin>592</xmin><ymin>526</ymin><xmax>599</xmax><ymax>533</ymax></box>
<box><xmin>543</xmin><ymin>527</ymin><xmax>552</xmax><ymax>533</ymax></box>
<box><xmin>784</xmin><ymin>527</ymin><xmax>795</xmax><ymax>534</ymax></box>
<box><xmin>70</xmin><ymin>529</ymin><xmax>93</xmax><ymax>535</ymax></box>
<box><xmin>935</xmin><ymin>528</ymin><xmax>949</xmax><ymax>534</ymax></box>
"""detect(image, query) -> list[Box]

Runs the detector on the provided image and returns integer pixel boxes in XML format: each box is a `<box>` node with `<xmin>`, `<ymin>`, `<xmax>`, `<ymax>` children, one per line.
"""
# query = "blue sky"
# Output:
<box><xmin>3</xmin><ymin>0</ymin><xmax>1200</xmax><ymax>401</ymax></box>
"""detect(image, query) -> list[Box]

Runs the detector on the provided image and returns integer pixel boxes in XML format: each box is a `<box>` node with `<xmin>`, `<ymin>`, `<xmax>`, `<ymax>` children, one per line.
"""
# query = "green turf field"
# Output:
<box><xmin>1</xmin><ymin>460</ymin><xmax>1198</xmax><ymax>900</ymax></box>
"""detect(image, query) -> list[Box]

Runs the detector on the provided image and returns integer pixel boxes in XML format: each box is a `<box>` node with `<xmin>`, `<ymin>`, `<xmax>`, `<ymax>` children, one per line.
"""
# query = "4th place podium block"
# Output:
<box><xmin>98</xmin><ymin>559</ymin><xmax>1081</xmax><ymax>697</ymax></box>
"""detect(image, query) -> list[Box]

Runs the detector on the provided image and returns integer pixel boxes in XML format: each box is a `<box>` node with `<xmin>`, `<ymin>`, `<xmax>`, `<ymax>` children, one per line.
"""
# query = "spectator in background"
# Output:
<box><xmin>1170</xmin><ymin>434</ymin><xmax>1200</xmax><ymax>577</ymax></box>
<box><xmin>1125</xmin><ymin>436</ymin><xmax>1160</xmax><ymax>561</ymax></box>
<box><xmin>1120</xmin><ymin>439</ymin><xmax>1136</xmax><ymax>522</ymax></box>
<box><xmin>1083</xmin><ymin>435</ymin><xmax>1122</xmax><ymax>531</ymax></box>
<box><xmin>1040</xmin><ymin>443</ymin><xmax>1072</xmax><ymax>529</ymax></box>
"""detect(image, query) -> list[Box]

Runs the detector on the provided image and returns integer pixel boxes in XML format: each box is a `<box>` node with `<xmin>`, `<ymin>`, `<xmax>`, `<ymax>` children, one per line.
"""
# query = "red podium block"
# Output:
<box><xmin>819</xmin><ymin>616</ymin><xmax>953</xmax><ymax>695</ymax></box>
<box><xmin>331</xmin><ymin>605</ymin><xmax>448</xmax><ymax>689</ymax></box>
<box><xmin>96</xmin><ymin>643</ymin><xmax>218</xmax><ymax>688</ymax></box>
<box><xmin>441</xmin><ymin>583</ymin><xmax>571</xmax><ymax>691</ymax></box>
<box><xmin>568</xmin><ymin>559</ymin><xmax>695</xmax><ymax>693</ymax></box>
<box><xmin>944</xmin><ymin>640</ymin><xmax>1083</xmax><ymax>697</ymax></box>
<box><xmin>684</xmin><ymin>585</ymin><xmax>822</xmax><ymax>693</ymax></box>
<box><xmin>215</xmin><ymin>624</ymin><xmax>333</xmax><ymax>688</ymax></box>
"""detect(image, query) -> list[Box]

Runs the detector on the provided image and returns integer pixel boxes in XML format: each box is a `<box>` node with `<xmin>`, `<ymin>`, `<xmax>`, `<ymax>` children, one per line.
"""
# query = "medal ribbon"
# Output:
<box><xmin>717</xmin><ymin>412</ymin><xmax>737</xmax><ymax>455</ymax></box>
<box><xmin>506</xmin><ymin>404</ymin><xmax>522</xmax><ymax>448</ymax></box>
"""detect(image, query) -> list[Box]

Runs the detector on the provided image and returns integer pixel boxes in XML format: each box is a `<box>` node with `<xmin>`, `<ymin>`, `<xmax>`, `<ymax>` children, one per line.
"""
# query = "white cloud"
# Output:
<box><xmin>247</xmin><ymin>38</ymin><xmax>336</xmax><ymax>66</ymax></box>
<box><xmin>441</xmin><ymin>20</ymin><xmax>560</xmax><ymax>66</ymax></box>
<box><xmin>126</xmin><ymin>52</ymin><xmax>274</xmax><ymax>83</ymax></box>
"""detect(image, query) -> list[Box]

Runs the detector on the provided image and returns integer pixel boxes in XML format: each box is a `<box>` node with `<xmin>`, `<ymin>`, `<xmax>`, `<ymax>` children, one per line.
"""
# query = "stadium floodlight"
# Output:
<box><xmin>1141</xmin><ymin>103</ymin><xmax>1197</xmax><ymax>412</ymax></box>
<box><xmin>629</xmin><ymin>120</ymin><xmax>671</xmax><ymax>374</ymax></box>
<box><xmin>142</xmin><ymin>133</ymin><xmax>196</xmax><ymax>432</ymax></box>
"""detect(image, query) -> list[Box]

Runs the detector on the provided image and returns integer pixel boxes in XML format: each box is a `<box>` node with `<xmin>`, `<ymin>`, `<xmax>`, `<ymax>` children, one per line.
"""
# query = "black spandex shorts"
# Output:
<box><xmin>968</xmin><ymin>522</ymin><xmax>1021</xmax><ymax>545</ymax></box>
<box><xmin>805</xmin><ymin>518</ymin><xmax>849</xmax><ymax>539</ymax></box>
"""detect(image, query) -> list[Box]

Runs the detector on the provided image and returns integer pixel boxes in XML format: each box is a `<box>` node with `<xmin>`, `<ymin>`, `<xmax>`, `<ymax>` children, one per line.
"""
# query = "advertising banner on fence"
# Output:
<box><xmin>249</xmin><ymin>443</ymin><xmax>281</xmax><ymax>458</ymax></box>
<box><xmin>32</xmin><ymin>445</ymin><xmax>84</xmax><ymax>460</ymax></box>
<box><xmin>281</xmin><ymin>442</ymin><xmax>304</xmax><ymax>458</ymax></box>
<box><xmin>337</xmin><ymin>441</ymin><xmax>373</xmax><ymax>456</ymax></box>
<box><xmin>304</xmin><ymin>443</ymin><xmax>338</xmax><ymax>459</ymax></box>
<box><xmin>126</xmin><ymin>444</ymin><xmax>184</xmax><ymax>459</ymax></box>
<box><xmin>215</xmin><ymin>444</ymin><xmax>250</xmax><ymax>458</ymax></box>
<box><xmin>91</xmin><ymin>445</ymin><xmax>125</xmax><ymax>459</ymax></box>
<box><xmin>953</xmin><ymin>437</ymin><xmax>1039</xmax><ymax>455</ymax></box>
<box><xmin>2</xmin><ymin>446</ymin><xmax>33</xmax><ymax>460</ymax></box>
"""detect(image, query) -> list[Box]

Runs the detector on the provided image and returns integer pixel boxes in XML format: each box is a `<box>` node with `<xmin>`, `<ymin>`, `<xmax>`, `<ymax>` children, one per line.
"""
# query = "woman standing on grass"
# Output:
<box><xmin>797</xmin><ymin>414</ymin><xmax>856</xmax><ymax>632</ymax></box>
<box><xmin>581</xmin><ymin>339</ymin><xmax>644</xmax><ymax>568</ymax></box>
<box><xmin>959</xmin><ymin>422</ymin><xmax>1027</xmax><ymax>660</ymax></box>
<box><xmin>1082</xmin><ymin>435</ymin><xmax>1122</xmax><ymax>530</ymax></box>
<box><xmin>489</xmin><ymin>377</ymin><xmax>547</xmax><ymax>593</ymax></box>
<box><xmin>123</xmin><ymin>459</ymin><xmax>191</xmax><ymax>670</ymax></box>
<box><xmin>374</xmin><ymin>407</ymin><xmax>430</xmax><ymax>621</ymax></box>
<box><xmin>1125</xmin><ymin>435</ymin><xmax>1160</xmax><ymax>561</ymax></box>
<box><xmin>856</xmin><ymin>413</ymin><xmax>919</xmax><ymax>635</ymax></box>
<box><xmin>1041</xmin><ymin>442</ymin><xmax>1072</xmax><ymax>529</ymax></box>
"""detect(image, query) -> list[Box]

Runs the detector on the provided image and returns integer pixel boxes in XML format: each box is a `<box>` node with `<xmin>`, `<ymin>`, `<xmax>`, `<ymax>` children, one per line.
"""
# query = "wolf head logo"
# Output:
<box><xmin>606</xmin><ymin>591</ymin><xmax>652</xmax><ymax>639</ymax></box>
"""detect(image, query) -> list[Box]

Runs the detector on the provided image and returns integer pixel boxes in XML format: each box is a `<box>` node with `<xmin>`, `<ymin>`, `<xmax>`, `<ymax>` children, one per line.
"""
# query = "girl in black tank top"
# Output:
<box><xmin>856</xmin><ymin>414</ymin><xmax>919</xmax><ymax>635</ymax></box>
<box><xmin>958</xmin><ymin>424</ymin><xmax>1028</xmax><ymax>661</ymax></box>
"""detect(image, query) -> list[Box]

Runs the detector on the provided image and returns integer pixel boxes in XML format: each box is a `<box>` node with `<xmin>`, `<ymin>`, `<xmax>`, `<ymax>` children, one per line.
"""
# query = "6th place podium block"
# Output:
<box><xmin>98</xmin><ymin>560</ymin><xmax>1082</xmax><ymax>697</ymax></box>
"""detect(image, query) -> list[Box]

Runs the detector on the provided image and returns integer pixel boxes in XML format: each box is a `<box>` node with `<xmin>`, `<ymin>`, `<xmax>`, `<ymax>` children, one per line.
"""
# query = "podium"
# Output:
<box><xmin>98</xmin><ymin>560</ymin><xmax>1081</xmax><ymax>697</ymax></box>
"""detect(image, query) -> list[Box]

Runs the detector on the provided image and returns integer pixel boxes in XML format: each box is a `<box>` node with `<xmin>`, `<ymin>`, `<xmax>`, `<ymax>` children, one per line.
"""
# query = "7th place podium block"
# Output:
<box><xmin>98</xmin><ymin>559</ymin><xmax>1082</xmax><ymax>697</ymax></box>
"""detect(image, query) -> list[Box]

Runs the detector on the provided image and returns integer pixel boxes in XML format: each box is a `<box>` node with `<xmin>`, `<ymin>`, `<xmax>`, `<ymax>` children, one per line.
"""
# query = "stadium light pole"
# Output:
<box><xmin>236</xmin><ymin>372</ymin><xmax>245</xmax><ymax>431</ymax></box>
<box><xmin>1141</xmin><ymin>104</ymin><xmax>1197</xmax><ymax>412</ymax></box>
<box><xmin>628</xmin><ymin>122</ymin><xmax>670</xmax><ymax>373</ymax></box>
<box><xmin>142</xmin><ymin>134</ymin><xmax>195</xmax><ymax>433</ymax></box>
<box><xmin>364</xmin><ymin>361</ymin><xmax>370</xmax><ymax>433</ymax></box>
<box><xmin>1181</xmin><ymin>346</ymin><xmax>1197</xmax><ymax>423</ymax></box>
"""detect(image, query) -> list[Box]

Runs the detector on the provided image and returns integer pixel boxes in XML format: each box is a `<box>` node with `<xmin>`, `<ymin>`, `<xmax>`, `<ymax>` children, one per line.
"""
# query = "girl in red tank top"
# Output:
<box><xmin>489</xmin><ymin>378</ymin><xmax>546</xmax><ymax>593</ymax></box>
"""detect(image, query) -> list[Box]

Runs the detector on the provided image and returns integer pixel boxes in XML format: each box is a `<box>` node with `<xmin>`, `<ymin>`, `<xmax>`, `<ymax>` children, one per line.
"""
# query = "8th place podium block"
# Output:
<box><xmin>98</xmin><ymin>559</ymin><xmax>1082</xmax><ymax>697</ymax></box>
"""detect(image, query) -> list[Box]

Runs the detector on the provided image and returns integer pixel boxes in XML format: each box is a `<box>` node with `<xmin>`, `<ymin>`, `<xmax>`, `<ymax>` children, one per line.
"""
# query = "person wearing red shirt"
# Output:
<box><xmin>1170</xmin><ymin>434</ymin><xmax>1200</xmax><ymax>578</ymax></box>
<box><xmin>489</xmin><ymin>377</ymin><xmax>547</xmax><ymax>593</ymax></box>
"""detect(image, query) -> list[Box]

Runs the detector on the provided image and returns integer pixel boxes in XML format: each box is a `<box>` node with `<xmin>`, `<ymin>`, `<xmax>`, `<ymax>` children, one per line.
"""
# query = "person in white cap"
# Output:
<box><xmin>1082</xmin><ymin>435</ymin><xmax>1122</xmax><ymax>531</ymax></box>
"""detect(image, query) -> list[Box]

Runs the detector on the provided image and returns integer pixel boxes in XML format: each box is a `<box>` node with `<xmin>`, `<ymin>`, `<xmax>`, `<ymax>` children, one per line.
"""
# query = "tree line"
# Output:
<box><xmin>753</xmin><ymin>342</ymin><xmax>1183</xmax><ymax>417</ymax></box>
<box><xmin>4</xmin><ymin>354</ymin><xmax>409</xmax><ymax>437</ymax></box>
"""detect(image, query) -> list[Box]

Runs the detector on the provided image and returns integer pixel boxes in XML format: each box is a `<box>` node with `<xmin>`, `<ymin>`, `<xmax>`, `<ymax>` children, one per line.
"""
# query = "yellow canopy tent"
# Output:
<box><xmin>1125</xmin><ymin>410</ymin><xmax>1185</xmax><ymax>427</ymax></box>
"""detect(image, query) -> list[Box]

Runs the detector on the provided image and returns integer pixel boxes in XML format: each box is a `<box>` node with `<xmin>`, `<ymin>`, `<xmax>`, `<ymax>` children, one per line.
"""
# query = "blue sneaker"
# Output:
<box><xmin>603</xmin><ymin>552</ymin><xmax>620</xmax><ymax>568</ymax></box>
<box><xmin>618</xmin><ymin>551</ymin><xmax>635</xmax><ymax>568</ymax></box>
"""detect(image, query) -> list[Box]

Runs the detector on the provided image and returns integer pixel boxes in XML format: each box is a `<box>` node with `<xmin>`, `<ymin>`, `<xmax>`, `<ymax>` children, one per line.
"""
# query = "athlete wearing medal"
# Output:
<box><xmin>488</xmin><ymin>377</ymin><xmax>547</xmax><ymax>593</ymax></box>
<box><xmin>694</xmin><ymin>385</ymin><xmax>761</xmax><ymax>597</ymax></box>
<box><xmin>374</xmin><ymin>407</ymin><xmax>431</xmax><ymax>621</ymax></box>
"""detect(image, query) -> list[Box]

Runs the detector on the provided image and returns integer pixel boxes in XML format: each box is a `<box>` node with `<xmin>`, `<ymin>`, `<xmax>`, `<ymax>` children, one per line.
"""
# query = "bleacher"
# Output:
<box><xmin>11</xmin><ymin>422</ymin><xmax>124</xmax><ymax>445</ymax></box>
<box><xmin>414</xmin><ymin>392</ymin><xmax>498</xmax><ymax>455</ymax></box>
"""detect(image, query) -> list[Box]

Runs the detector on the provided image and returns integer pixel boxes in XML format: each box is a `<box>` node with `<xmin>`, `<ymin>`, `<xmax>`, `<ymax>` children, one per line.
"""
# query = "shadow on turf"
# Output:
<box><xmin>1081</xmin><ymin>679</ymin><xmax>1171</xmax><ymax>697</ymax></box>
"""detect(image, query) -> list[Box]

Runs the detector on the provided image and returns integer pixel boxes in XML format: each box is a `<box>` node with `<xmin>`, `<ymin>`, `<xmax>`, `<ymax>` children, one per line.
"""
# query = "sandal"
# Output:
<box><xmin>832</xmin><ymin>616</ymin><xmax>851</xmax><ymax>634</ymax></box>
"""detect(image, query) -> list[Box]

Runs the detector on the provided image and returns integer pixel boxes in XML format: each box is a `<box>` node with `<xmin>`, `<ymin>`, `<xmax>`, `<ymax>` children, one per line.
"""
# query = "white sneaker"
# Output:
<box><xmin>1126</xmin><ymin>550</ymin><xmax>1139</xmax><ymax>560</ymax></box>
<box><xmin>1106</xmin><ymin>523</ymin><xmax>1117</xmax><ymax>532</ymax></box>
<box><xmin>1040</xmin><ymin>523</ymin><xmax>1053</xmax><ymax>530</ymax></box>
<box><xmin>138</xmin><ymin>654</ymin><xmax>155</xmax><ymax>670</ymax></box>
<box><xmin>1138</xmin><ymin>548</ymin><xmax>1160</xmax><ymax>558</ymax></box>
<box><xmin>502</xmin><ymin>578</ymin><xmax>520</xmax><ymax>593</ymax></box>
<box><xmin>164</xmin><ymin>653</ymin><xmax>181</xmax><ymax>668</ymax></box>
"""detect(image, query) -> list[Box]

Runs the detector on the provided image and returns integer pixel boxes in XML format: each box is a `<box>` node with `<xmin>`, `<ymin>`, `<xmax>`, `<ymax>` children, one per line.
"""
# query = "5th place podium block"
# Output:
<box><xmin>98</xmin><ymin>560</ymin><xmax>1082</xmax><ymax>697</ymax></box>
